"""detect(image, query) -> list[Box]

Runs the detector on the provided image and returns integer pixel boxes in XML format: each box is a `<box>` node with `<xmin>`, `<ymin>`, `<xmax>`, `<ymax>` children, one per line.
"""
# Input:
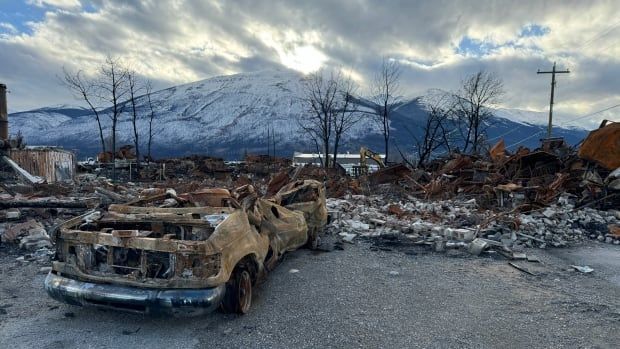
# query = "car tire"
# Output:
<box><xmin>221</xmin><ymin>266</ymin><xmax>252</xmax><ymax>314</ymax></box>
<box><xmin>306</xmin><ymin>227</ymin><xmax>321</xmax><ymax>250</ymax></box>
<box><xmin>308</xmin><ymin>234</ymin><xmax>319</xmax><ymax>250</ymax></box>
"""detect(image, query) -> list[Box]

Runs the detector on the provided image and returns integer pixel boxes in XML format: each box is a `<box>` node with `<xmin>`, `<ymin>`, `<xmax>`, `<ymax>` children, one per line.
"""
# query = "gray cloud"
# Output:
<box><xmin>0</xmin><ymin>0</ymin><xmax>618</xmax><ymax>128</ymax></box>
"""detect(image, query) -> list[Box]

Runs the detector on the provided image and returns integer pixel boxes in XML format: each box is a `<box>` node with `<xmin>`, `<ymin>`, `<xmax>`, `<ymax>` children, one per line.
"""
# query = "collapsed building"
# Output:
<box><xmin>321</xmin><ymin>123</ymin><xmax>620</xmax><ymax>260</ymax></box>
<box><xmin>0</xmin><ymin>83</ymin><xmax>76</xmax><ymax>185</ymax></box>
<box><xmin>7</xmin><ymin>147</ymin><xmax>75</xmax><ymax>183</ymax></box>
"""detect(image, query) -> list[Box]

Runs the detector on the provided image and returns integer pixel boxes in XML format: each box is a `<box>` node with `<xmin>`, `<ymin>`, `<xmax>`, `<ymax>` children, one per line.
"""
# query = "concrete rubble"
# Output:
<box><xmin>325</xmin><ymin>191</ymin><xmax>620</xmax><ymax>257</ymax></box>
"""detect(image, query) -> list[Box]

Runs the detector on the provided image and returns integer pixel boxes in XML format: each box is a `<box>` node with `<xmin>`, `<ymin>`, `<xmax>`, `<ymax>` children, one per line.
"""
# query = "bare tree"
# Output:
<box><xmin>299</xmin><ymin>69</ymin><xmax>339</xmax><ymax>168</ymax></box>
<box><xmin>331</xmin><ymin>75</ymin><xmax>362</xmax><ymax>168</ymax></box>
<box><xmin>145</xmin><ymin>80</ymin><xmax>156</xmax><ymax>162</ymax></box>
<box><xmin>299</xmin><ymin>69</ymin><xmax>363</xmax><ymax>168</ymax></box>
<box><xmin>127</xmin><ymin>71</ymin><xmax>141</xmax><ymax>177</ymax></box>
<box><xmin>412</xmin><ymin>90</ymin><xmax>455</xmax><ymax>167</ymax></box>
<box><xmin>62</xmin><ymin>68</ymin><xmax>106</xmax><ymax>153</ymax></box>
<box><xmin>96</xmin><ymin>55</ymin><xmax>129</xmax><ymax>181</ymax></box>
<box><xmin>453</xmin><ymin>70</ymin><xmax>504</xmax><ymax>154</ymax></box>
<box><xmin>371</xmin><ymin>58</ymin><xmax>401</xmax><ymax>162</ymax></box>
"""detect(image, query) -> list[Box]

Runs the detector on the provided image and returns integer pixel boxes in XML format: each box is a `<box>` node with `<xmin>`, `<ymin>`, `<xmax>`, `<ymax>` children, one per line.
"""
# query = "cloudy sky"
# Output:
<box><xmin>0</xmin><ymin>0</ymin><xmax>618</xmax><ymax>128</ymax></box>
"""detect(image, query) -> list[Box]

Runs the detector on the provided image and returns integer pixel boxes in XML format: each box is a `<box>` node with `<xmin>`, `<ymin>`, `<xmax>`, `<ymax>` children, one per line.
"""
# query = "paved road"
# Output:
<box><xmin>1</xmin><ymin>241</ymin><xmax>619</xmax><ymax>348</ymax></box>
<box><xmin>550</xmin><ymin>244</ymin><xmax>620</xmax><ymax>287</ymax></box>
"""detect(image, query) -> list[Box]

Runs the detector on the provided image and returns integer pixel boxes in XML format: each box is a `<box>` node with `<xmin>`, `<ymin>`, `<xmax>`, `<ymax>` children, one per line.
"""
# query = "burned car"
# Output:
<box><xmin>45</xmin><ymin>180</ymin><xmax>327</xmax><ymax>315</ymax></box>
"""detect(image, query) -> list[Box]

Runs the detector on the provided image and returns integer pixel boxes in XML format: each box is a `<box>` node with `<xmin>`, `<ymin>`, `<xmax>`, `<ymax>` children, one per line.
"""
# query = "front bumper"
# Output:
<box><xmin>45</xmin><ymin>272</ymin><xmax>226</xmax><ymax>316</ymax></box>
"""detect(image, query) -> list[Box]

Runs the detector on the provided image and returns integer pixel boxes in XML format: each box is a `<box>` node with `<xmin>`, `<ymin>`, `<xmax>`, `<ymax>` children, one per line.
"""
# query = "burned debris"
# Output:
<box><xmin>319</xmin><ymin>126</ymin><xmax>619</xmax><ymax>259</ymax></box>
<box><xmin>1</xmin><ymin>80</ymin><xmax>618</xmax><ymax>317</ymax></box>
<box><xmin>1</xmin><ymin>128</ymin><xmax>619</xmax><ymax>317</ymax></box>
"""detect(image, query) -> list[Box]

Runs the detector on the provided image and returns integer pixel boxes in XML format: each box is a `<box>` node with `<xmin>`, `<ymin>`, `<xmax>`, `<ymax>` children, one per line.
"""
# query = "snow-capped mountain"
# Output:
<box><xmin>8</xmin><ymin>69</ymin><xmax>588</xmax><ymax>159</ymax></box>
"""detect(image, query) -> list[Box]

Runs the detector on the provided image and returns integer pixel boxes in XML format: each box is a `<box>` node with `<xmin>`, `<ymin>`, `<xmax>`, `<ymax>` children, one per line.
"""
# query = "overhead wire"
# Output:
<box><xmin>575</xmin><ymin>19</ymin><xmax>620</xmax><ymax>50</ymax></box>
<box><xmin>503</xmin><ymin>103</ymin><xmax>620</xmax><ymax>149</ymax></box>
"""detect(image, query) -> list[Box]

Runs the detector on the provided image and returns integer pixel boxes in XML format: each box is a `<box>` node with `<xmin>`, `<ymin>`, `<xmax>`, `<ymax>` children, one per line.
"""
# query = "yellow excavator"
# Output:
<box><xmin>356</xmin><ymin>146</ymin><xmax>386</xmax><ymax>176</ymax></box>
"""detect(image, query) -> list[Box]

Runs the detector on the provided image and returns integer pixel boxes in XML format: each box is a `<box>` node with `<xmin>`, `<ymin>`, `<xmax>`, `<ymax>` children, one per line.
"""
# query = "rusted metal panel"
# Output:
<box><xmin>489</xmin><ymin>139</ymin><xmax>506</xmax><ymax>163</ymax></box>
<box><xmin>8</xmin><ymin>147</ymin><xmax>75</xmax><ymax>182</ymax></box>
<box><xmin>578</xmin><ymin>122</ymin><xmax>620</xmax><ymax>170</ymax></box>
<box><xmin>177</xmin><ymin>188</ymin><xmax>233</xmax><ymax>207</ymax></box>
<box><xmin>368</xmin><ymin>163</ymin><xmax>412</xmax><ymax>184</ymax></box>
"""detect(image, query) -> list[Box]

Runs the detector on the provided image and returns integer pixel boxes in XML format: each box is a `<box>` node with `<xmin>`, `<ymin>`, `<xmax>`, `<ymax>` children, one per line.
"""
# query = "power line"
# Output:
<box><xmin>577</xmin><ymin>19</ymin><xmax>620</xmax><ymax>50</ymax></box>
<box><xmin>503</xmin><ymin>103</ymin><xmax>620</xmax><ymax>149</ymax></box>
<box><xmin>487</xmin><ymin>119</ymin><xmax>529</xmax><ymax>142</ymax></box>
<box><xmin>558</xmin><ymin>19</ymin><xmax>620</xmax><ymax>53</ymax></box>
<box><xmin>506</xmin><ymin>131</ymin><xmax>544</xmax><ymax>149</ymax></box>
<box><xmin>563</xmin><ymin>103</ymin><xmax>620</xmax><ymax>124</ymax></box>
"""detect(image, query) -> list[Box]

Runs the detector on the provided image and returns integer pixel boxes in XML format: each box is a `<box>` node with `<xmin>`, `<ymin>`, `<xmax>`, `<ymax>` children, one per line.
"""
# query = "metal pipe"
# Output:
<box><xmin>0</xmin><ymin>83</ymin><xmax>8</xmax><ymax>141</ymax></box>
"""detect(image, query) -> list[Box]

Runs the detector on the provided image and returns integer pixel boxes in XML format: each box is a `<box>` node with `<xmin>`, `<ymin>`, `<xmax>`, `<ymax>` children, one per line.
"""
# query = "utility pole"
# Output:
<box><xmin>0</xmin><ymin>84</ymin><xmax>8</xmax><ymax>143</ymax></box>
<box><xmin>266</xmin><ymin>127</ymin><xmax>270</xmax><ymax>158</ymax></box>
<box><xmin>271</xmin><ymin>126</ymin><xmax>276</xmax><ymax>159</ymax></box>
<box><xmin>537</xmin><ymin>62</ymin><xmax>570</xmax><ymax>138</ymax></box>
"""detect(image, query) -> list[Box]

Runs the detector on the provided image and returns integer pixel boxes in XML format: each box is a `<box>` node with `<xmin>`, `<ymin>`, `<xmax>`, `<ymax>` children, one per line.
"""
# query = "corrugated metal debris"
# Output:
<box><xmin>8</xmin><ymin>147</ymin><xmax>75</xmax><ymax>183</ymax></box>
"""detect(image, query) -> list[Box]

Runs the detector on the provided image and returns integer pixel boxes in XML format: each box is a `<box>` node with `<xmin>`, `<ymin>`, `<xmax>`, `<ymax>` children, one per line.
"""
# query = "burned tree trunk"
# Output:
<box><xmin>62</xmin><ymin>69</ymin><xmax>106</xmax><ymax>154</ymax></box>
<box><xmin>300</xmin><ymin>69</ymin><xmax>339</xmax><ymax>168</ymax></box>
<box><xmin>454</xmin><ymin>70</ymin><xmax>504</xmax><ymax>154</ymax></box>
<box><xmin>332</xmin><ymin>78</ymin><xmax>362</xmax><ymax>168</ymax></box>
<box><xmin>145</xmin><ymin>80</ymin><xmax>155</xmax><ymax>162</ymax></box>
<box><xmin>128</xmin><ymin>71</ymin><xmax>141</xmax><ymax>178</ymax></box>
<box><xmin>98</xmin><ymin>56</ymin><xmax>129</xmax><ymax>182</ymax></box>
<box><xmin>371</xmin><ymin>58</ymin><xmax>401</xmax><ymax>163</ymax></box>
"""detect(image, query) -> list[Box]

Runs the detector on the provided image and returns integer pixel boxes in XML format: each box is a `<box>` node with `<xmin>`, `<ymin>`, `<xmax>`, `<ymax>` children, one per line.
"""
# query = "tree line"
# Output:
<box><xmin>300</xmin><ymin>59</ymin><xmax>504</xmax><ymax>168</ymax></box>
<box><xmin>62</xmin><ymin>56</ymin><xmax>157</xmax><ymax>180</ymax></box>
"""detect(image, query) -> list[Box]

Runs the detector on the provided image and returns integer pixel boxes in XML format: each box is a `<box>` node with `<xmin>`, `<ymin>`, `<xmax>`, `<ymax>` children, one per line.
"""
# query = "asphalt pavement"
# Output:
<box><xmin>1</xmin><ymin>241</ymin><xmax>619</xmax><ymax>349</ymax></box>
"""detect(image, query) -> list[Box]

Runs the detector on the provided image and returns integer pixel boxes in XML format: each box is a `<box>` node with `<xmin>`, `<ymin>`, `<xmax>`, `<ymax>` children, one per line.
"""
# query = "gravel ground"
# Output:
<box><xmin>1</xmin><ymin>241</ymin><xmax>619</xmax><ymax>349</ymax></box>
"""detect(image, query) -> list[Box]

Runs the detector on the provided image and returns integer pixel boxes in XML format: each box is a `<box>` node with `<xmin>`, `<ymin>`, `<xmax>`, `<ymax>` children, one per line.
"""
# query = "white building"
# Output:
<box><xmin>292</xmin><ymin>151</ymin><xmax>385</xmax><ymax>175</ymax></box>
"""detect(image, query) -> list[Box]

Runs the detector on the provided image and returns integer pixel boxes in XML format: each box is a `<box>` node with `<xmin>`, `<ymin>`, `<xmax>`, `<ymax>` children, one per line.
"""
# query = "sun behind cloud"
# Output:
<box><xmin>279</xmin><ymin>45</ymin><xmax>327</xmax><ymax>74</ymax></box>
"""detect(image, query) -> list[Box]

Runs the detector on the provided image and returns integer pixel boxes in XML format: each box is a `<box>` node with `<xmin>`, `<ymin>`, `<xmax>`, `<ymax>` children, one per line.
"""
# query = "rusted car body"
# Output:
<box><xmin>274</xmin><ymin>180</ymin><xmax>328</xmax><ymax>248</ymax></box>
<box><xmin>45</xmin><ymin>180</ymin><xmax>327</xmax><ymax>316</ymax></box>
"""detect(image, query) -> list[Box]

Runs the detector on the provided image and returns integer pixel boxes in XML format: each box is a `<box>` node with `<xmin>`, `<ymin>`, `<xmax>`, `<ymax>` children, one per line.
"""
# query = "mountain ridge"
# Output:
<box><xmin>7</xmin><ymin>69</ymin><xmax>588</xmax><ymax>159</ymax></box>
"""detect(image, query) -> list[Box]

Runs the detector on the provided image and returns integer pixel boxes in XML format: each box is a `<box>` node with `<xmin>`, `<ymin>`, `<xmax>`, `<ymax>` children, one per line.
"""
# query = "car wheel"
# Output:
<box><xmin>308</xmin><ymin>234</ymin><xmax>319</xmax><ymax>250</ymax></box>
<box><xmin>306</xmin><ymin>227</ymin><xmax>321</xmax><ymax>250</ymax></box>
<box><xmin>222</xmin><ymin>266</ymin><xmax>252</xmax><ymax>314</ymax></box>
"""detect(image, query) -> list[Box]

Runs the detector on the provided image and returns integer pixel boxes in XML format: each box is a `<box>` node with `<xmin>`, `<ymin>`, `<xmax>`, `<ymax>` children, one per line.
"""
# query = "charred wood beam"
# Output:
<box><xmin>0</xmin><ymin>200</ymin><xmax>90</xmax><ymax>209</ymax></box>
<box><xmin>0</xmin><ymin>182</ymin><xmax>16</xmax><ymax>196</ymax></box>
<box><xmin>95</xmin><ymin>187</ymin><xmax>127</xmax><ymax>203</ymax></box>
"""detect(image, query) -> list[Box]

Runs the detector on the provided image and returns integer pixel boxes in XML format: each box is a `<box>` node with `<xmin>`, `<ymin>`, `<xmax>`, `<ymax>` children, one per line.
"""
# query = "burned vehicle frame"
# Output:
<box><xmin>45</xmin><ymin>180</ymin><xmax>327</xmax><ymax>316</ymax></box>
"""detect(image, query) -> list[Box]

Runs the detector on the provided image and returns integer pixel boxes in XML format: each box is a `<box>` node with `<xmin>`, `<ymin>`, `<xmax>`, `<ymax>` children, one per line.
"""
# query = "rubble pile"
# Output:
<box><xmin>242</xmin><ymin>154</ymin><xmax>292</xmax><ymax>177</ymax></box>
<box><xmin>143</xmin><ymin>155</ymin><xmax>233</xmax><ymax>180</ymax></box>
<box><xmin>0</xmin><ymin>199</ymin><xmax>82</xmax><ymax>265</ymax></box>
<box><xmin>326</xmin><ymin>192</ymin><xmax>620</xmax><ymax>257</ymax></box>
<box><xmin>359</xmin><ymin>133</ymin><xmax>619</xmax><ymax>213</ymax></box>
<box><xmin>2</xmin><ymin>122</ymin><xmax>619</xmax><ymax>268</ymax></box>
<box><xmin>296</xmin><ymin>165</ymin><xmax>360</xmax><ymax>198</ymax></box>
<box><xmin>423</xmin><ymin>147</ymin><xmax>606</xmax><ymax>210</ymax></box>
<box><xmin>484</xmin><ymin>201</ymin><xmax>620</xmax><ymax>248</ymax></box>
